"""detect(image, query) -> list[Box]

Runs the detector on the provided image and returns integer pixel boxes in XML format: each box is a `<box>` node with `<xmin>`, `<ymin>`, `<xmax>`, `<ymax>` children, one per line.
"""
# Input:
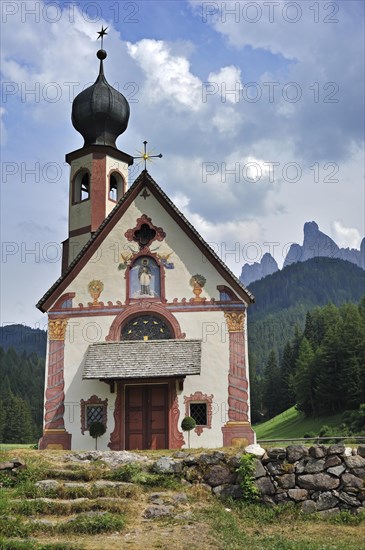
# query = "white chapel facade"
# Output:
<box><xmin>37</xmin><ymin>36</ymin><xmax>256</xmax><ymax>451</ymax></box>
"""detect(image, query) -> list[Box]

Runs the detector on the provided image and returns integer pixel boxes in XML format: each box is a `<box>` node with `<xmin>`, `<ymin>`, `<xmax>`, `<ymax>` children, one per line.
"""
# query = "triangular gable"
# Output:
<box><xmin>37</xmin><ymin>170</ymin><xmax>254</xmax><ymax>312</ymax></box>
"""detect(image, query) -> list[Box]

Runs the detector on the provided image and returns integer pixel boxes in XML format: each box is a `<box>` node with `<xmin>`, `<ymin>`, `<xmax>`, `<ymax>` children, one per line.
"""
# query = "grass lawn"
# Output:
<box><xmin>0</xmin><ymin>449</ymin><xmax>364</xmax><ymax>549</ymax></box>
<box><xmin>0</xmin><ymin>443</ymin><xmax>36</xmax><ymax>451</ymax></box>
<box><xmin>254</xmin><ymin>406</ymin><xmax>344</xmax><ymax>441</ymax></box>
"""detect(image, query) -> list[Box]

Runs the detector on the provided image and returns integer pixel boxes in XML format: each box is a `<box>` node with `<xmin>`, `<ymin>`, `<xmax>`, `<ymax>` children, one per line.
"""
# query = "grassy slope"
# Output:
<box><xmin>254</xmin><ymin>407</ymin><xmax>343</xmax><ymax>440</ymax></box>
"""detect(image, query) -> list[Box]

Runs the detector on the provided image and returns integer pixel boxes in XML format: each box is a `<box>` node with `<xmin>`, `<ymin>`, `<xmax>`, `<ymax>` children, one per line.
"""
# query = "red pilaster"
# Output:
<box><xmin>222</xmin><ymin>312</ymin><xmax>255</xmax><ymax>447</ymax></box>
<box><xmin>39</xmin><ymin>319</ymin><xmax>72</xmax><ymax>450</ymax></box>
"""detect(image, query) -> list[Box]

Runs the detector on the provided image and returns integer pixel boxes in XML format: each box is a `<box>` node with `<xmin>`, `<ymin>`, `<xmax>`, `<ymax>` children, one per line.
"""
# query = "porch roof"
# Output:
<box><xmin>83</xmin><ymin>339</ymin><xmax>201</xmax><ymax>380</ymax></box>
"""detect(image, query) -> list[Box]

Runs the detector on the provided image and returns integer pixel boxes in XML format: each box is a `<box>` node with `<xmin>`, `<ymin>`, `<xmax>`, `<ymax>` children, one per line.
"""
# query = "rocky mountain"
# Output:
<box><xmin>240</xmin><ymin>221</ymin><xmax>364</xmax><ymax>285</ymax></box>
<box><xmin>284</xmin><ymin>221</ymin><xmax>364</xmax><ymax>269</ymax></box>
<box><xmin>240</xmin><ymin>253</ymin><xmax>278</xmax><ymax>286</ymax></box>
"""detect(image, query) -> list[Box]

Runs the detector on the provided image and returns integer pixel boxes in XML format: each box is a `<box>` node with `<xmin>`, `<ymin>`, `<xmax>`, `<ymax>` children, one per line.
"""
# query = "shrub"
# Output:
<box><xmin>181</xmin><ymin>416</ymin><xmax>196</xmax><ymax>449</ymax></box>
<box><xmin>89</xmin><ymin>421</ymin><xmax>106</xmax><ymax>450</ymax></box>
<box><xmin>236</xmin><ymin>454</ymin><xmax>260</xmax><ymax>504</ymax></box>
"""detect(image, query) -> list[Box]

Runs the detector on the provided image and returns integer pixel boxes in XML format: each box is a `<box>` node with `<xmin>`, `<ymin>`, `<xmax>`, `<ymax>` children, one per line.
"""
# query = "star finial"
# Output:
<box><xmin>97</xmin><ymin>26</ymin><xmax>108</xmax><ymax>49</ymax></box>
<box><xmin>134</xmin><ymin>141</ymin><xmax>163</xmax><ymax>171</ymax></box>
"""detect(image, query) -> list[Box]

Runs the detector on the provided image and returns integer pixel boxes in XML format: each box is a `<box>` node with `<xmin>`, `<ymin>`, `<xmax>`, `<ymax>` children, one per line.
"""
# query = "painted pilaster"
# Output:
<box><xmin>39</xmin><ymin>319</ymin><xmax>72</xmax><ymax>449</ymax></box>
<box><xmin>222</xmin><ymin>311</ymin><xmax>255</xmax><ymax>446</ymax></box>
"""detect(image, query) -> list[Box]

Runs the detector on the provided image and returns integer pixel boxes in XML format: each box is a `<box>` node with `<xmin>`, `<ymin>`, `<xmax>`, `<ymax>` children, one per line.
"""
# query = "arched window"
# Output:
<box><xmin>121</xmin><ymin>314</ymin><xmax>172</xmax><ymax>341</ymax></box>
<box><xmin>109</xmin><ymin>171</ymin><xmax>124</xmax><ymax>201</ymax></box>
<box><xmin>73</xmin><ymin>170</ymin><xmax>90</xmax><ymax>203</ymax></box>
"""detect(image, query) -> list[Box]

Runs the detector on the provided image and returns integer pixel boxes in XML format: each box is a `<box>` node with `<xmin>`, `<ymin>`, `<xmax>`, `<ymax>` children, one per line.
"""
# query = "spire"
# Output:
<box><xmin>71</xmin><ymin>27</ymin><xmax>130</xmax><ymax>149</ymax></box>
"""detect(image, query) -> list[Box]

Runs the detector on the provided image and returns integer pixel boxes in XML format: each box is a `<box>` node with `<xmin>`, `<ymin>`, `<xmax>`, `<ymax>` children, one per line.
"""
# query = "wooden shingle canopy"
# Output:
<box><xmin>83</xmin><ymin>339</ymin><xmax>201</xmax><ymax>380</ymax></box>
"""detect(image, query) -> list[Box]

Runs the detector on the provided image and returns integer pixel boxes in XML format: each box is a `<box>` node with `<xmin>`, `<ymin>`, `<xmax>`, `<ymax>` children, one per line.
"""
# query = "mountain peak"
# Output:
<box><xmin>240</xmin><ymin>221</ymin><xmax>364</xmax><ymax>285</ymax></box>
<box><xmin>240</xmin><ymin>253</ymin><xmax>278</xmax><ymax>286</ymax></box>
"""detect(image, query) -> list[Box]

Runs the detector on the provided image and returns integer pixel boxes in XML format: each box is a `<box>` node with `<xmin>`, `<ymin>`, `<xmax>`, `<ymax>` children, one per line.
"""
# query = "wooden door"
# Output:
<box><xmin>125</xmin><ymin>385</ymin><xmax>168</xmax><ymax>450</ymax></box>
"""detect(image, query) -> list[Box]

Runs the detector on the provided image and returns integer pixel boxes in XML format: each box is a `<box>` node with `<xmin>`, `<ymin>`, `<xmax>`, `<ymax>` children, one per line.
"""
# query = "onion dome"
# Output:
<box><xmin>71</xmin><ymin>49</ymin><xmax>130</xmax><ymax>148</ymax></box>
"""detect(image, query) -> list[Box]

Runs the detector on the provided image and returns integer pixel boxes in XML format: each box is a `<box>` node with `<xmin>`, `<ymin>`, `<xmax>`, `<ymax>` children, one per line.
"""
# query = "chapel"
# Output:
<box><xmin>37</xmin><ymin>32</ymin><xmax>256</xmax><ymax>451</ymax></box>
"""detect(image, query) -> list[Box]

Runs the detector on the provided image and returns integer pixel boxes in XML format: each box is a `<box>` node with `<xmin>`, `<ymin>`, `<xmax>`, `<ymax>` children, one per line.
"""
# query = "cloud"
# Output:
<box><xmin>127</xmin><ymin>39</ymin><xmax>202</xmax><ymax>111</ymax></box>
<box><xmin>170</xmin><ymin>192</ymin><xmax>262</xmax><ymax>272</ymax></box>
<box><xmin>332</xmin><ymin>221</ymin><xmax>362</xmax><ymax>249</ymax></box>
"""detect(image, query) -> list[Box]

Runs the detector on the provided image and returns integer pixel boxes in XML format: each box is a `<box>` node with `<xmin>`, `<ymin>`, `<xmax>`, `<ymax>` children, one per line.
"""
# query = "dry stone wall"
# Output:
<box><xmin>153</xmin><ymin>443</ymin><xmax>365</xmax><ymax>514</ymax></box>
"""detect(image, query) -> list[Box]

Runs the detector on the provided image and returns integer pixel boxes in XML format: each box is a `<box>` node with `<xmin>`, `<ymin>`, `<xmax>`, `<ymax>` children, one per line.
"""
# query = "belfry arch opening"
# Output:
<box><xmin>73</xmin><ymin>170</ymin><xmax>90</xmax><ymax>203</ymax></box>
<box><xmin>109</xmin><ymin>171</ymin><xmax>125</xmax><ymax>201</ymax></box>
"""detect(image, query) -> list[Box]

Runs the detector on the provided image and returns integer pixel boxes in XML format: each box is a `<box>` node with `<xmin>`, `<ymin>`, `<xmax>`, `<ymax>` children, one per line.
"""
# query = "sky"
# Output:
<box><xmin>1</xmin><ymin>0</ymin><xmax>364</xmax><ymax>329</ymax></box>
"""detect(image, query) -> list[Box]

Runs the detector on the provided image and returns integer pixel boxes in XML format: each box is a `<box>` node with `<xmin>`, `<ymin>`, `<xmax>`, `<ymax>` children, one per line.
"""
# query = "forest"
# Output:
<box><xmin>250</xmin><ymin>296</ymin><xmax>365</xmax><ymax>429</ymax></box>
<box><xmin>0</xmin><ymin>348</ymin><xmax>45</xmax><ymax>443</ymax></box>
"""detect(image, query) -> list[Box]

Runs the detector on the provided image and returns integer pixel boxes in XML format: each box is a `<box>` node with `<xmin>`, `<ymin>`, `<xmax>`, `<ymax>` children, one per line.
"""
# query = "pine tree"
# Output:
<box><xmin>314</xmin><ymin>310</ymin><xmax>343</xmax><ymax>415</ymax></box>
<box><xmin>338</xmin><ymin>303</ymin><xmax>363</xmax><ymax>409</ymax></box>
<box><xmin>3</xmin><ymin>394</ymin><xmax>35</xmax><ymax>443</ymax></box>
<box><xmin>262</xmin><ymin>350</ymin><xmax>282</xmax><ymax>418</ymax></box>
<box><xmin>280</xmin><ymin>342</ymin><xmax>296</xmax><ymax>411</ymax></box>
<box><xmin>249</xmin><ymin>362</ymin><xmax>264</xmax><ymax>423</ymax></box>
<box><xmin>291</xmin><ymin>337</ymin><xmax>315</xmax><ymax>416</ymax></box>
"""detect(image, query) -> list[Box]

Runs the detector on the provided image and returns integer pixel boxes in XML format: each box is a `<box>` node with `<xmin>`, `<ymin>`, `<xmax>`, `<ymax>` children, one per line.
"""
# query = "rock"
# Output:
<box><xmin>67</xmin><ymin>450</ymin><xmax>148</xmax><ymax>467</ymax></box>
<box><xmin>143</xmin><ymin>505</ymin><xmax>174</xmax><ymax>518</ymax></box>
<box><xmin>327</xmin><ymin>464</ymin><xmax>346</xmax><ymax>477</ymax></box>
<box><xmin>345</xmin><ymin>455</ymin><xmax>365</xmax><ymax>470</ymax></box>
<box><xmin>267</xmin><ymin>448</ymin><xmax>286</xmax><ymax>461</ymax></box>
<box><xmin>324</xmin><ymin>455</ymin><xmax>342</xmax><ymax>468</ymax></box>
<box><xmin>184</xmin><ymin>465</ymin><xmax>203</xmax><ymax>483</ymax></box>
<box><xmin>244</xmin><ymin>444</ymin><xmax>266</xmax><ymax>458</ymax></box>
<box><xmin>10</xmin><ymin>457</ymin><xmax>26</xmax><ymax>468</ymax></box>
<box><xmin>309</xmin><ymin>445</ymin><xmax>327</xmax><ymax>459</ymax></box>
<box><xmin>328</xmin><ymin>444</ymin><xmax>345</xmax><ymax>455</ymax></box>
<box><xmin>198</xmin><ymin>451</ymin><xmax>225</xmax><ymax>465</ymax></box>
<box><xmin>93</xmin><ymin>480</ymin><xmax>134</xmax><ymax>489</ymax></box>
<box><xmin>64</xmin><ymin>482</ymin><xmax>87</xmax><ymax>488</ymax></box>
<box><xmin>174</xmin><ymin>452</ymin><xmax>189</xmax><ymax>459</ymax></box>
<box><xmin>317</xmin><ymin>508</ymin><xmax>340</xmax><ymax>518</ymax></box>
<box><xmin>341</xmin><ymin>473</ymin><xmax>364</xmax><ymax>489</ymax></box>
<box><xmin>343</xmin><ymin>447</ymin><xmax>353</xmax><ymax>457</ymax></box>
<box><xmin>253</xmin><ymin>460</ymin><xmax>266</xmax><ymax>479</ymax></box>
<box><xmin>35</xmin><ymin>480</ymin><xmax>59</xmax><ymax>490</ymax></box>
<box><xmin>266</xmin><ymin>462</ymin><xmax>284</xmax><ymax>476</ymax></box>
<box><xmin>357</xmin><ymin>445</ymin><xmax>365</xmax><ymax>458</ymax></box>
<box><xmin>255</xmin><ymin>477</ymin><xmax>275</xmax><ymax>496</ymax></box>
<box><xmin>227</xmin><ymin>454</ymin><xmax>242</xmax><ymax>468</ymax></box>
<box><xmin>288</xmin><ymin>488</ymin><xmax>308</xmax><ymax>501</ymax></box>
<box><xmin>213</xmin><ymin>484</ymin><xmax>242</xmax><ymax>499</ymax></box>
<box><xmin>286</xmin><ymin>445</ymin><xmax>309</xmax><ymax>463</ymax></box>
<box><xmin>261</xmin><ymin>495</ymin><xmax>276</xmax><ymax>506</ymax></box>
<box><xmin>277</xmin><ymin>474</ymin><xmax>295</xmax><ymax>489</ymax></box>
<box><xmin>352</xmin><ymin>468</ymin><xmax>365</xmax><ymax>478</ymax></box>
<box><xmin>299</xmin><ymin>458</ymin><xmax>326</xmax><ymax>474</ymax></box>
<box><xmin>301</xmin><ymin>500</ymin><xmax>317</xmax><ymax>514</ymax></box>
<box><xmin>275</xmin><ymin>493</ymin><xmax>289</xmax><ymax>503</ymax></box>
<box><xmin>183</xmin><ymin>455</ymin><xmax>198</xmax><ymax>466</ymax></box>
<box><xmin>204</xmin><ymin>465</ymin><xmax>236</xmax><ymax>487</ymax></box>
<box><xmin>338</xmin><ymin>492</ymin><xmax>361</xmax><ymax>507</ymax></box>
<box><xmin>153</xmin><ymin>457</ymin><xmax>182</xmax><ymax>474</ymax></box>
<box><xmin>316</xmin><ymin>492</ymin><xmax>339</xmax><ymax>511</ymax></box>
<box><xmin>0</xmin><ymin>462</ymin><xmax>16</xmax><ymax>471</ymax></box>
<box><xmin>297</xmin><ymin>474</ymin><xmax>340</xmax><ymax>491</ymax></box>
<box><xmin>149</xmin><ymin>492</ymin><xmax>169</xmax><ymax>502</ymax></box>
<box><xmin>172</xmin><ymin>493</ymin><xmax>188</xmax><ymax>503</ymax></box>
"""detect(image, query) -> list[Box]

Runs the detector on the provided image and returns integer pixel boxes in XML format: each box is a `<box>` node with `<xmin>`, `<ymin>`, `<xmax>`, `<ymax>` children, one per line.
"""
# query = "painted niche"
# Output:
<box><xmin>129</xmin><ymin>256</ymin><xmax>160</xmax><ymax>299</ymax></box>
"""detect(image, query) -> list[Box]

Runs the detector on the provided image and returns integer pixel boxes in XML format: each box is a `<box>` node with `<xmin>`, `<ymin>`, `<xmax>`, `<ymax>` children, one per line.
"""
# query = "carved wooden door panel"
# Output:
<box><xmin>125</xmin><ymin>385</ymin><xmax>168</xmax><ymax>450</ymax></box>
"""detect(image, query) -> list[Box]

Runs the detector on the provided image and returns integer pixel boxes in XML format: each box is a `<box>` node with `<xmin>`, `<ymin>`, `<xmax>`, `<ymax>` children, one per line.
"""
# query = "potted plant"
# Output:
<box><xmin>87</xmin><ymin>280</ymin><xmax>104</xmax><ymax>306</ymax></box>
<box><xmin>189</xmin><ymin>274</ymin><xmax>206</xmax><ymax>302</ymax></box>
<box><xmin>181</xmin><ymin>416</ymin><xmax>196</xmax><ymax>449</ymax></box>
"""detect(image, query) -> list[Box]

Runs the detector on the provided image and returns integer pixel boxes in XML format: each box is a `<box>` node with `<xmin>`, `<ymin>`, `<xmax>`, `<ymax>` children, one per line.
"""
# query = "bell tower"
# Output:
<box><xmin>62</xmin><ymin>27</ymin><xmax>133</xmax><ymax>272</ymax></box>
